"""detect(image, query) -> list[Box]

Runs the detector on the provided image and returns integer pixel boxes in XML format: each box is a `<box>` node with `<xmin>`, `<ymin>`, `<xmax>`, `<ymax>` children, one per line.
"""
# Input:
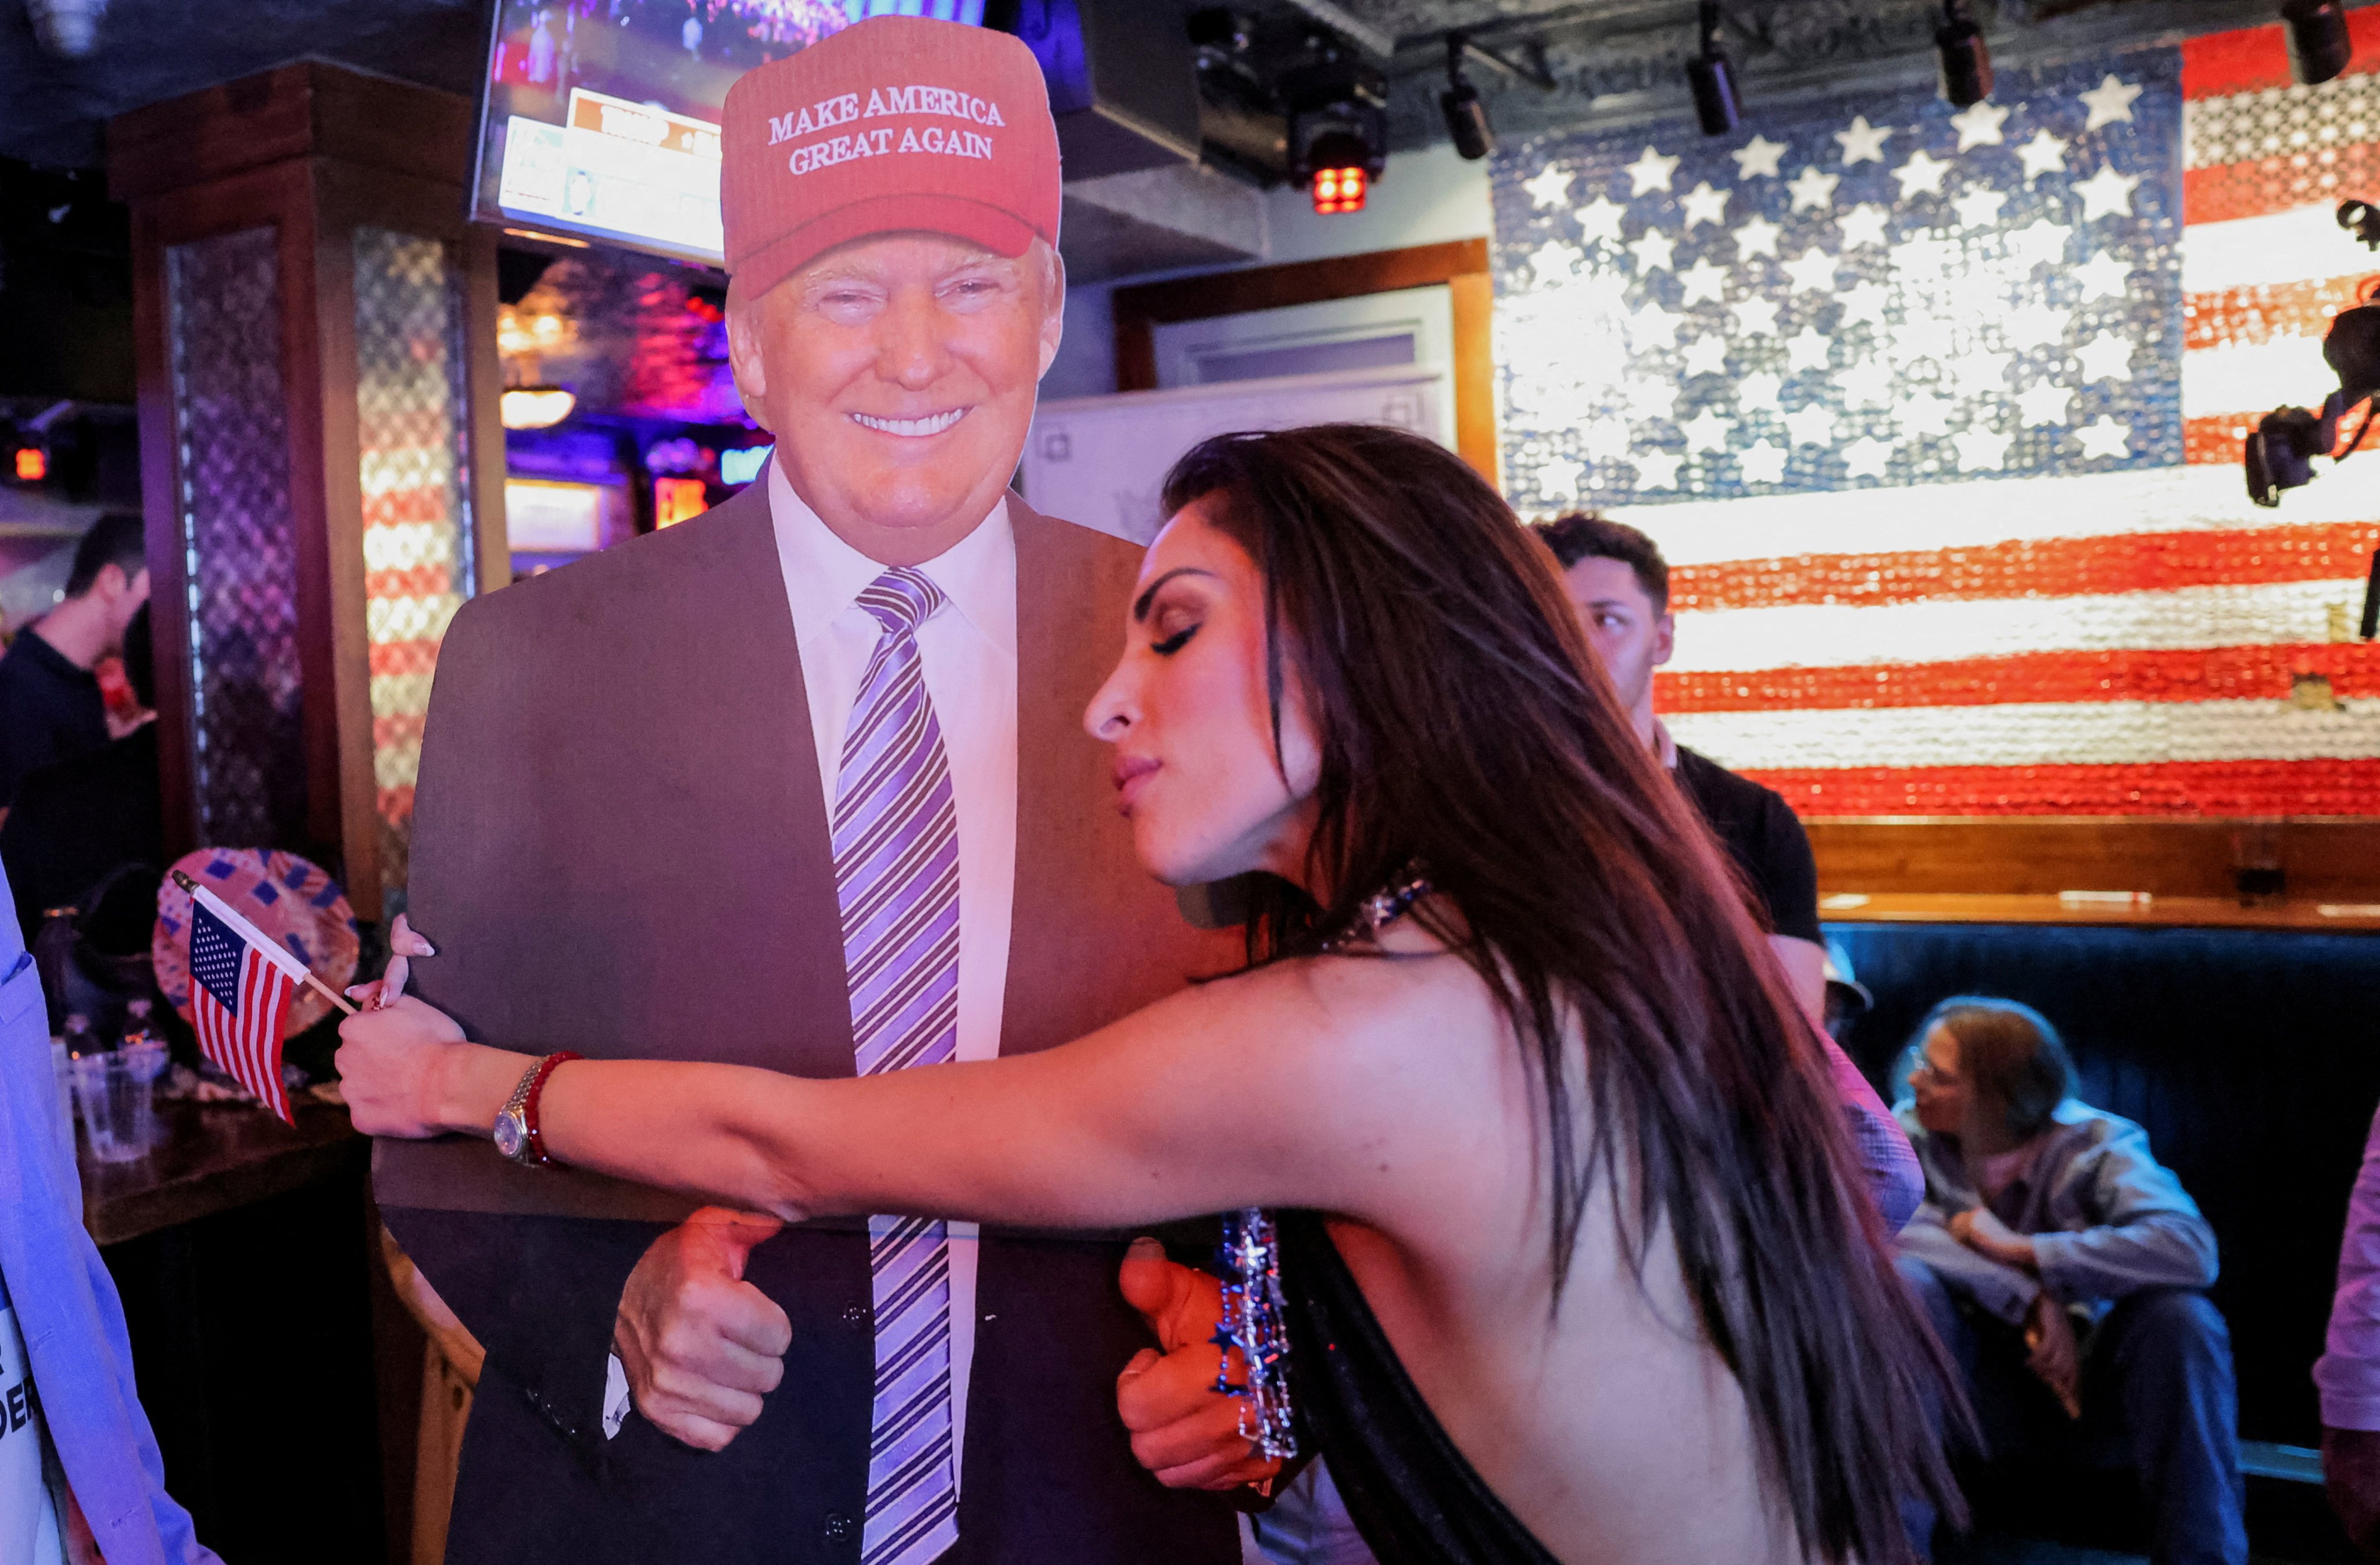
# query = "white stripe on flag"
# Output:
<box><xmin>2181</xmin><ymin>204</ymin><xmax>2380</xmax><ymax>293</ymax></box>
<box><xmin>1611</xmin><ymin>465</ymin><xmax>2380</xmax><ymax>567</ymax></box>
<box><xmin>2182</xmin><ymin>334</ymin><xmax>2341</xmax><ymax>417</ymax></box>
<box><xmin>1668</xmin><ymin>696</ymin><xmax>2380</xmax><ymax>771</ymax></box>
<box><xmin>1665</xmin><ymin>576</ymin><xmax>2364</xmax><ymax>673</ymax></box>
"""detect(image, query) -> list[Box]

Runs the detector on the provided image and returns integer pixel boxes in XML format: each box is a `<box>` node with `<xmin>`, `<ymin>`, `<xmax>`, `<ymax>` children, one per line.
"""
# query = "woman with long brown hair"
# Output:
<box><xmin>338</xmin><ymin>423</ymin><xmax>1958</xmax><ymax>1563</ymax></box>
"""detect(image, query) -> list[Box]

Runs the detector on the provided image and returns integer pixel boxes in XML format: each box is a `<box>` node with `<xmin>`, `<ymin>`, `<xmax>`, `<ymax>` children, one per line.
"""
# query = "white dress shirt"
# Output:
<box><xmin>604</xmin><ymin>459</ymin><xmax>1020</xmax><ymax>1477</ymax></box>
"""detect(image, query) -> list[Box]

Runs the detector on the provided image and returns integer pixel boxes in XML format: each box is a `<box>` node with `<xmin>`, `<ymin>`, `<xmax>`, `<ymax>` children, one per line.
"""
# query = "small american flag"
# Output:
<box><xmin>188</xmin><ymin>897</ymin><xmax>299</xmax><ymax>1124</ymax></box>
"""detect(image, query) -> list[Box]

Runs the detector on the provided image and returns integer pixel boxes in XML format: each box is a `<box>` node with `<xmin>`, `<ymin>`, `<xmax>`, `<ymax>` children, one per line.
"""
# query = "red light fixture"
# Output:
<box><xmin>1311</xmin><ymin>165</ymin><xmax>1368</xmax><ymax>215</ymax></box>
<box><xmin>12</xmin><ymin>446</ymin><xmax>46</xmax><ymax>482</ymax></box>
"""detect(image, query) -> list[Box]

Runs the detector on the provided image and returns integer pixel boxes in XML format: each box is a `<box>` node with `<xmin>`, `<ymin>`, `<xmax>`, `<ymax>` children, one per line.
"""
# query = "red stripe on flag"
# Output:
<box><xmin>2183</xmin><ymin>147</ymin><xmax>2380</xmax><ymax>225</ymax></box>
<box><xmin>2185</xmin><ymin>277</ymin><xmax>2368</xmax><ymax>351</ymax></box>
<box><xmin>1656</xmin><ymin>643</ymin><xmax>2380</xmax><ymax>714</ymax></box>
<box><xmin>1743</xmin><ymin>756</ymin><xmax>2380</xmax><ymax>817</ymax></box>
<box><xmin>2184</xmin><ymin>12</ymin><xmax>2380</xmax><ymax>98</ymax></box>
<box><xmin>1666</xmin><ymin>522</ymin><xmax>2380</xmax><ymax>612</ymax></box>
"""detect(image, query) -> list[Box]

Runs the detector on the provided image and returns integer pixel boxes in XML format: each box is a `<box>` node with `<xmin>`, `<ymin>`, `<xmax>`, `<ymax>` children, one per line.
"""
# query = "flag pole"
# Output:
<box><xmin>170</xmin><ymin>870</ymin><xmax>358</xmax><ymax>1017</ymax></box>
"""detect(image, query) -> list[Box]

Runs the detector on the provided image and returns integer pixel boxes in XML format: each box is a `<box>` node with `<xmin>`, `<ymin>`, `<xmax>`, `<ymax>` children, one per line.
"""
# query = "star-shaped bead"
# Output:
<box><xmin>1782</xmin><ymin>248</ymin><xmax>1839</xmax><ymax>294</ymax></box>
<box><xmin>1835</xmin><ymin>115</ymin><xmax>1892</xmax><ymax>165</ymax></box>
<box><xmin>1633</xmin><ymin>448</ymin><xmax>1684</xmax><ymax>490</ymax></box>
<box><xmin>1678</xmin><ymin>256</ymin><xmax>1731</xmax><ymax>306</ymax></box>
<box><xmin>2017</xmin><ymin>130</ymin><xmax>2069</xmax><ymax>181</ymax></box>
<box><xmin>1626</xmin><ymin>144</ymin><xmax>1681</xmax><ymax>195</ymax></box>
<box><xmin>1630</xmin><ymin>302</ymin><xmax>1685</xmax><ymax>348</ymax></box>
<box><xmin>1839</xmin><ymin>358</ymin><xmax>1895</xmax><ymax>406</ymax></box>
<box><xmin>1953</xmin><ymin>348</ymin><xmax>2015</xmax><ymax>398</ymax></box>
<box><xmin>1681</xmin><ymin>180</ymin><xmax>1731</xmax><ymax>229</ymax></box>
<box><xmin>1681</xmin><ymin>335</ymin><xmax>1730</xmax><ymax>376</ymax></box>
<box><xmin>2075</xmin><ymin>330</ymin><xmax>2135</xmax><ymax>382</ymax></box>
<box><xmin>1629</xmin><ymin>227</ymin><xmax>1678</xmax><ymax>273</ymax></box>
<box><xmin>1783</xmin><ymin>403</ymin><xmax>1836</xmax><ymax>446</ymax></box>
<box><xmin>2080</xmin><ymin>75</ymin><xmax>2142</xmax><ymax>131</ymax></box>
<box><xmin>1892</xmin><ymin>149</ymin><xmax>1950</xmax><ymax>199</ymax></box>
<box><xmin>2074</xmin><ymin>248</ymin><xmax>2132</xmax><ymax>301</ymax></box>
<box><xmin>1574</xmin><ymin>195</ymin><xmax>1627</xmax><ymax>246</ymax></box>
<box><xmin>1952</xmin><ymin>188</ymin><xmax>2009</xmax><ymax>228</ymax></box>
<box><xmin>2015</xmin><ymin>381</ymin><xmax>2075</xmax><ymax>426</ymax></box>
<box><xmin>1953</xmin><ymin>426</ymin><xmax>2014</xmax><ymax>472</ymax></box>
<box><xmin>1787</xmin><ymin>165</ymin><xmax>1840</xmax><ymax>213</ymax></box>
<box><xmin>1738</xmin><ymin>370</ymin><xmax>1784</xmax><ymax>412</ymax></box>
<box><xmin>1738</xmin><ymin>438</ymin><xmax>1789</xmax><ymax>484</ymax></box>
<box><xmin>1534</xmin><ymin>454</ymin><xmax>1585</xmax><ymax>503</ymax></box>
<box><xmin>1529</xmin><ymin>240</ymin><xmax>1582</xmax><ymax>287</ymax></box>
<box><xmin>1838</xmin><ymin>280</ymin><xmax>1892</xmax><ymax>327</ymax></box>
<box><xmin>1735</xmin><ymin>214</ymin><xmax>1783</xmax><ymax>259</ymax></box>
<box><xmin>2075</xmin><ymin>416</ymin><xmax>2133</xmax><ymax>459</ymax></box>
<box><xmin>1841</xmin><ymin>434</ymin><xmax>1894</xmax><ymax>478</ymax></box>
<box><xmin>1680</xmin><ymin>407</ymin><xmax>1737</xmax><ymax>453</ymax></box>
<box><xmin>1900</xmin><ymin>391</ymin><xmax>1956</xmax><ymax>437</ymax></box>
<box><xmin>2075</xmin><ymin>162</ymin><xmax>2142</xmax><ymax>221</ymax></box>
<box><xmin>1732</xmin><ymin>134</ymin><xmax>1788</xmax><ymax>179</ymax></box>
<box><xmin>1523</xmin><ymin>165</ymin><xmax>1575</xmax><ymax>210</ymax></box>
<box><xmin>1949</xmin><ymin>100</ymin><xmax>2010</xmax><ymax>151</ymax></box>
<box><xmin>1731</xmin><ymin>295</ymin><xmax>1781</xmax><ymax>336</ymax></box>
<box><xmin>1837</xmin><ymin>203</ymin><xmax>1891</xmax><ymax>248</ymax></box>
<box><xmin>2002</xmin><ymin>303</ymin><xmax>2072</xmax><ymax>351</ymax></box>
<box><xmin>1785</xmin><ymin>325</ymin><xmax>1833</xmax><ymax>371</ymax></box>
<box><xmin>2007</xmin><ymin>216</ymin><xmax>2073</xmax><ymax>269</ymax></box>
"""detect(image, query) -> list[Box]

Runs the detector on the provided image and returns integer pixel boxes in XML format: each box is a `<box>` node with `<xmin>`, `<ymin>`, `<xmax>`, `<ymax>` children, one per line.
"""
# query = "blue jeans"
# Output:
<box><xmin>1898</xmin><ymin>1253</ymin><xmax>2247</xmax><ymax>1565</ymax></box>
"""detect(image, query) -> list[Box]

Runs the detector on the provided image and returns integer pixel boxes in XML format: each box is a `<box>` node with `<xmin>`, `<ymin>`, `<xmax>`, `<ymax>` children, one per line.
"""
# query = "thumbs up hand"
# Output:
<box><xmin>1114</xmin><ymin>1237</ymin><xmax>1283</xmax><ymax>1492</ymax></box>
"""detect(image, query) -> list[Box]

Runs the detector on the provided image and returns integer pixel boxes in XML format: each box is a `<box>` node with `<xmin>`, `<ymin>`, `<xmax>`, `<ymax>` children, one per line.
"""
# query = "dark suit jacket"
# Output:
<box><xmin>376</xmin><ymin>481</ymin><xmax>1243</xmax><ymax>1565</ymax></box>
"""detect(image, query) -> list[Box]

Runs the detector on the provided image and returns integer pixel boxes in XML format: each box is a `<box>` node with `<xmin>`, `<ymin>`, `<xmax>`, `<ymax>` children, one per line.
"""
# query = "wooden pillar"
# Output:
<box><xmin>112</xmin><ymin>63</ymin><xmax>509</xmax><ymax>923</ymax></box>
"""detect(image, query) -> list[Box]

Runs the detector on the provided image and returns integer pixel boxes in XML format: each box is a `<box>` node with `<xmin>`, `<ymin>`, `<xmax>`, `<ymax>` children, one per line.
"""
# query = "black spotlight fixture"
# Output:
<box><xmin>1442</xmin><ymin>35</ymin><xmax>1495</xmax><ymax>161</ymax></box>
<box><xmin>2284</xmin><ymin>0</ymin><xmax>2353</xmax><ymax>85</ymax></box>
<box><xmin>1685</xmin><ymin>0</ymin><xmax>1741</xmax><ymax>137</ymax></box>
<box><xmin>1936</xmin><ymin>0</ymin><xmax>1994</xmax><ymax>108</ymax></box>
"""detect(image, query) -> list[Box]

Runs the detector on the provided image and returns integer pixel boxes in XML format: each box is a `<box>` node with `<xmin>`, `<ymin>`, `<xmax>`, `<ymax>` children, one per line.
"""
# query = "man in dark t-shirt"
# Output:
<box><xmin>1534</xmin><ymin>510</ymin><xmax>1827</xmax><ymax>1020</ymax></box>
<box><xmin>0</xmin><ymin>513</ymin><xmax>149</xmax><ymax>812</ymax></box>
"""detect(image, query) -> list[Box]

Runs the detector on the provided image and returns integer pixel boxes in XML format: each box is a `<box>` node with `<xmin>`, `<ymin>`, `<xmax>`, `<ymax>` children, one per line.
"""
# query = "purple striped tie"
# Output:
<box><xmin>835</xmin><ymin>568</ymin><xmax>960</xmax><ymax>1565</ymax></box>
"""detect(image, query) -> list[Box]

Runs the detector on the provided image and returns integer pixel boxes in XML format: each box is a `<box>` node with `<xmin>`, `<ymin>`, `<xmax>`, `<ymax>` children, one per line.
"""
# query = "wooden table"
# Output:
<box><xmin>78</xmin><ymin>1094</ymin><xmax>361</xmax><ymax>1246</ymax></box>
<box><xmin>1816</xmin><ymin>892</ymin><xmax>2380</xmax><ymax>932</ymax></box>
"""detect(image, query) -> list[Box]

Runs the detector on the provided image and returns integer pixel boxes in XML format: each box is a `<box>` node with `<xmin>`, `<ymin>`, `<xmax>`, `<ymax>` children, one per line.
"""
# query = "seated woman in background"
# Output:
<box><xmin>1894</xmin><ymin>997</ymin><xmax>2243</xmax><ymax>1565</ymax></box>
<box><xmin>338</xmin><ymin>424</ymin><xmax>1959</xmax><ymax>1565</ymax></box>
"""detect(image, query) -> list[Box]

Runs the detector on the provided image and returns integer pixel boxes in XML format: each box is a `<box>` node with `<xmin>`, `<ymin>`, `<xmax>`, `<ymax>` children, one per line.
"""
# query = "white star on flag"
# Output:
<box><xmin>1534</xmin><ymin>454</ymin><xmax>1585</xmax><ymax>502</ymax></box>
<box><xmin>2073</xmin><ymin>249</ymin><xmax>2132</xmax><ymax>301</ymax></box>
<box><xmin>1894</xmin><ymin>311</ymin><xmax>1958</xmax><ymax>363</ymax></box>
<box><xmin>1839</xmin><ymin>358</ymin><xmax>1895</xmax><ymax>405</ymax></box>
<box><xmin>1952</xmin><ymin>188</ymin><xmax>2009</xmax><ymax>228</ymax></box>
<box><xmin>1782</xmin><ymin>249</ymin><xmax>1839</xmax><ymax>294</ymax></box>
<box><xmin>1892</xmin><ymin>149</ymin><xmax>1951</xmax><ymax>199</ymax></box>
<box><xmin>1731</xmin><ymin>295</ymin><xmax>1782</xmax><ymax>336</ymax></box>
<box><xmin>2075</xmin><ymin>330</ymin><xmax>2135</xmax><ymax>382</ymax></box>
<box><xmin>1838</xmin><ymin>280</ymin><xmax>1892</xmax><ymax>326</ymax></box>
<box><xmin>1900</xmin><ymin>391</ymin><xmax>1956</xmax><ymax>437</ymax></box>
<box><xmin>1625</xmin><ymin>145</ymin><xmax>1680</xmax><ymax>195</ymax></box>
<box><xmin>1574</xmin><ymin>195</ymin><xmax>1627</xmax><ymax>245</ymax></box>
<box><xmin>1681</xmin><ymin>335</ymin><xmax>1730</xmax><ymax>376</ymax></box>
<box><xmin>1530</xmin><ymin>240</ymin><xmax>1582</xmax><ymax>287</ymax></box>
<box><xmin>1783</xmin><ymin>403</ymin><xmax>1837</xmax><ymax>445</ymax></box>
<box><xmin>2075</xmin><ymin>416</ymin><xmax>2133</xmax><ymax>458</ymax></box>
<box><xmin>1737</xmin><ymin>370</ymin><xmax>1784</xmax><ymax>412</ymax></box>
<box><xmin>1785</xmin><ymin>326</ymin><xmax>1833</xmax><ymax>371</ymax></box>
<box><xmin>1949</xmin><ymin>101</ymin><xmax>2010</xmax><ymax>151</ymax></box>
<box><xmin>1953</xmin><ymin>427</ymin><xmax>2014</xmax><ymax>472</ymax></box>
<box><xmin>1681</xmin><ymin>408</ymin><xmax>1736</xmax><ymax>453</ymax></box>
<box><xmin>2080</xmin><ymin>74</ymin><xmax>2143</xmax><ymax>130</ymax></box>
<box><xmin>1787</xmin><ymin>165</ymin><xmax>1840</xmax><ymax>212</ymax></box>
<box><xmin>2017</xmin><ymin>130</ymin><xmax>2069</xmax><ymax>181</ymax></box>
<box><xmin>1837</xmin><ymin>204</ymin><xmax>1891</xmax><ymax>248</ymax></box>
<box><xmin>1625</xmin><ymin>377</ymin><xmax>1680</xmax><ymax>420</ymax></box>
<box><xmin>1629</xmin><ymin>301</ymin><xmax>1685</xmax><ymax>348</ymax></box>
<box><xmin>1680</xmin><ymin>181</ymin><xmax>1731</xmax><ymax>228</ymax></box>
<box><xmin>1894</xmin><ymin>235</ymin><xmax>1958</xmax><ymax>283</ymax></box>
<box><xmin>1738</xmin><ymin>438</ymin><xmax>1789</xmax><ymax>483</ymax></box>
<box><xmin>1953</xmin><ymin>348</ymin><xmax>2015</xmax><ymax>398</ymax></box>
<box><xmin>1524</xmin><ymin>165</ymin><xmax>1576</xmax><ymax>209</ymax></box>
<box><xmin>1734</xmin><ymin>214</ymin><xmax>1783</xmax><ymax>259</ymax></box>
<box><xmin>2015</xmin><ymin>381</ymin><xmax>2075</xmax><ymax>426</ymax></box>
<box><xmin>2075</xmin><ymin>162</ymin><xmax>2142</xmax><ymax>221</ymax></box>
<box><xmin>2002</xmin><ymin>303</ymin><xmax>2073</xmax><ymax>351</ymax></box>
<box><xmin>1835</xmin><ymin>115</ymin><xmax>1892</xmax><ymax>165</ymax></box>
<box><xmin>1628</xmin><ymin>227</ymin><xmax>1678</xmax><ymax>273</ymax></box>
<box><xmin>2007</xmin><ymin>216</ymin><xmax>2073</xmax><ymax>269</ymax></box>
<box><xmin>1731</xmin><ymin>134</ymin><xmax>1788</xmax><ymax>178</ymax></box>
<box><xmin>1580</xmin><ymin>419</ymin><xmax>1634</xmax><ymax>462</ymax></box>
<box><xmin>1678</xmin><ymin>256</ymin><xmax>1731</xmax><ymax>306</ymax></box>
<box><xmin>1633</xmin><ymin>449</ymin><xmax>1684</xmax><ymax>489</ymax></box>
<box><xmin>1841</xmin><ymin>435</ymin><xmax>1894</xmax><ymax>478</ymax></box>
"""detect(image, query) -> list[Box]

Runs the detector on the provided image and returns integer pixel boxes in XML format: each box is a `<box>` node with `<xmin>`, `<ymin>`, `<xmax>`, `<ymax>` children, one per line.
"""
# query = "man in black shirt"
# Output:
<box><xmin>0</xmin><ymin>512</ymin><xmax>149</xmax><ymax>811</ymax></box>
<box><xmin>1534</xmin><ymin>511</ymin><xmax>1827</xmax><ymax>1020</ymax></box>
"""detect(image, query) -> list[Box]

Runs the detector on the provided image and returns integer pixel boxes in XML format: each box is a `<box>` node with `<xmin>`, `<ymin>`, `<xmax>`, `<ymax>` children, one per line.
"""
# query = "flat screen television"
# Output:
<box><xmin>474</xmin><ymin>0</ymin><xmax>989</xmax><ymax>266</ymax></box>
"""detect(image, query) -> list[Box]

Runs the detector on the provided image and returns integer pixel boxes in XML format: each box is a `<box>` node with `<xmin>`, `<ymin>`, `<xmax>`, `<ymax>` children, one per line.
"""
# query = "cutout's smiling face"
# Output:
<box><xmin>728</xmin><ymin>230</ymin><xmax>1062</xmax><ymax>564</ymax></box>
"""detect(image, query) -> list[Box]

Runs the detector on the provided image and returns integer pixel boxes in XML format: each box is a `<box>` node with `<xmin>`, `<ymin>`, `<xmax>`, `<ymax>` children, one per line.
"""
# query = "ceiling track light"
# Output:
<box><xmin>1441</xmin><ymin>34</ymin><xmax>1495</xmax><ymax>161</ymax></box>
<box><xmin>1687</xmin><ymin>1</ymin><xmax>1742</xmax><ymax>137</ymax></box>
<box><xmin>2283</xmin><ymin>0</ymin><xmax>2353</xmax><ymax>85</ymax></box>
<box><xmin>1936</xmin><ymin>0</ymin><xmax>1994</xmax><ymax>108</ymax></box>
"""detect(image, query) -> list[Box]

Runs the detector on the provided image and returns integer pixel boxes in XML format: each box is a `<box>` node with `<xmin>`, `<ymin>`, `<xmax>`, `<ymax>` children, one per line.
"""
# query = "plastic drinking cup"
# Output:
<box><xmin>72</xmin><ymin>1051</ymin><xmax>154</xmax><ymax>1164</ymax></box>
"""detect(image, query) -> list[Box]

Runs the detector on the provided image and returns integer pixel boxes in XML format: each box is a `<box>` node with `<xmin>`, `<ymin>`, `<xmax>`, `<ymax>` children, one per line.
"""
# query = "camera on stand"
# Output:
<box><xmin>2245</xmin><ymin>201</ymin><xmax>2380</xmax><ymax>508</ymax></box>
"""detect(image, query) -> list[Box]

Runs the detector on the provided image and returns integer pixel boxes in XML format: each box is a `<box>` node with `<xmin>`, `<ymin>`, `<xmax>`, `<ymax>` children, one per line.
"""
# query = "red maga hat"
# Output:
<box><xmin>722</xmin><ymin>16</ymin><xmax>1061</xmax><ymax>304</ymax></box>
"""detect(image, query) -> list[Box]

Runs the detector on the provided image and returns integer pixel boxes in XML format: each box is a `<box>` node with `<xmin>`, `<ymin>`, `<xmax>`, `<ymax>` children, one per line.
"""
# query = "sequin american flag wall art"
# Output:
<box><xmin>1491</xmin><ymin>14</ymin><xmax>2380</xmax><ymax>815</ymax></box>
